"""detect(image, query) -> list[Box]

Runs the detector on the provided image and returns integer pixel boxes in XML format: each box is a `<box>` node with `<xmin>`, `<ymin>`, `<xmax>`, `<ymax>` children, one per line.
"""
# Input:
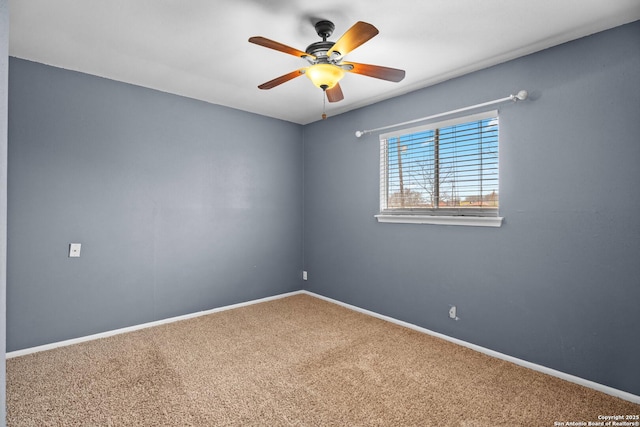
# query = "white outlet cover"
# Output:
<box><xmin>449</xmin><ymin>306</ymin><xmax>457</xmax><ymax>319</ymax></box>
<box><xmin>69</xmin><ymin>243</ymin><xmax>81</xmax><ymax>257</ymax></box>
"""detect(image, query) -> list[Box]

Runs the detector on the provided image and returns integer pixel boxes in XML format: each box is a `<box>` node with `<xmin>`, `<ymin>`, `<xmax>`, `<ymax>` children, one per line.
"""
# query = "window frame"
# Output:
<box><xmin>376</xmin><ymin>110</ymin><xmax>503</xmax><ymax>227</ymax></box>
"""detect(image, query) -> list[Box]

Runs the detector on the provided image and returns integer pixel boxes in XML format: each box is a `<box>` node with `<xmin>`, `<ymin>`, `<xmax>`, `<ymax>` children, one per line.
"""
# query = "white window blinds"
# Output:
<box><xmin>380</xmin><ymin>110</ymin><xmax>499</xmax><ymax>217</ymax></box>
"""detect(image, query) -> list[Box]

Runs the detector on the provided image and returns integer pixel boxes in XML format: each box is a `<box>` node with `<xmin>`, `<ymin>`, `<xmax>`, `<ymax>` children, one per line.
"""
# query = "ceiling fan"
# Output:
<box><xmin>248</xmin><ymin>20</ymin><xmax>406</xmax><ymax>104</ymax></box>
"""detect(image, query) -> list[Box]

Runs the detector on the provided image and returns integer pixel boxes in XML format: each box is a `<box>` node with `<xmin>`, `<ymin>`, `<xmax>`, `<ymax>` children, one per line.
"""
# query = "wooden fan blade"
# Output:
<box><xmin>326</xmin><ymin>83</ymin><xmax>344</xmax><ymax>103</ymax></box>
<box><xmin>327</xmin><ymin>21</ymin><xmax>379</xmax><ymax>58</ymax></box>
<box><xmin>343</xmin><ymin>62</ymin><xmax>406</xmax><ymax>82</ymax></box>
<box><xmin>249</xmin><ymin>36</ymin><xmax>314</xmax><ymax>59</ymax></box>
<box><xmin>258</xmin><ymin>69</ymin><xmax>305</xmax><ymax>90</ymax></box>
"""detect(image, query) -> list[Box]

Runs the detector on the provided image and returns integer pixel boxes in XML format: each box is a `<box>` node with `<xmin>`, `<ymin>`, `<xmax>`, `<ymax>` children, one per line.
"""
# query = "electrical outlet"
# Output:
<box><xmin>302</xmin><ymin>271</ymin><xmax>308</xmax><ymax>280</ymax></box>
<box><xmin>449</xmin><ymin>305</ymin><xmax>457</xmax><ymax>320</ymax></box>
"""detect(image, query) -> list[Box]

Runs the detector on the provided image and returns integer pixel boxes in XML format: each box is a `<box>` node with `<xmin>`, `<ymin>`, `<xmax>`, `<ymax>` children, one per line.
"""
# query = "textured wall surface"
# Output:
<box><xmin>303</xmin><ymin>21</ymin><xmax>640</xmax><ymax>395</ymax></box>
<box><xmin>7</xmin><ymin>59</ymin><xmax>303</xmax><ymax>351</ymax></box>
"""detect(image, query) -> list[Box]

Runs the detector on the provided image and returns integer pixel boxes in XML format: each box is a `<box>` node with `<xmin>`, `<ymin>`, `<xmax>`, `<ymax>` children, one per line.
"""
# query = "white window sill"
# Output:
<box><xmin>375</xmin><ymin>214</ymin><xmax>503</xmax><ymax>227</ymax></box>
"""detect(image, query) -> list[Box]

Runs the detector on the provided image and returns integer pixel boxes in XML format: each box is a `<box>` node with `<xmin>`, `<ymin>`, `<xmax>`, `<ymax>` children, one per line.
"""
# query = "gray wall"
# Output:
<box><xmin>303</xmin><ymin>21</ymin><xmax>640</xmax><ymax>396</ymax></box>
<box><xmin>1</xmin><ymin>0</ymin><xmax>8</xmax><ymax>424</ymax></box>
<box><xmin>7</xmin><ymin>58</ymin><xmax>303</xmax><ymax>351</ymax></box>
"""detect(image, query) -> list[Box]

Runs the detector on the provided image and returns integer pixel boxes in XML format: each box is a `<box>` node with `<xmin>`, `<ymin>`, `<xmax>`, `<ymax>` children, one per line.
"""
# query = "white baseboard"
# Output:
<box><xmin>6</xmin><ymin>290</ymin><xmax>305</xmax><ymax>359</ymax></box>
<box><xmin>301</xmin><ymin>290</ymin><xmax>640</xmax><ymax>405</ymax></box>
<box><xmin>7</xmin><ymin>289</ymin><xmax>639</xmax><ymax>405</ymax></box>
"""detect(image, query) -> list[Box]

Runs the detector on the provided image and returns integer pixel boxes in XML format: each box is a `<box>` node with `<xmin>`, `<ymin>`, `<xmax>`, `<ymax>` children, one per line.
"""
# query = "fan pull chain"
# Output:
<box><xmin>322</xmin><ymin>91</ymin><xmax>327</xmax><ymax>120</ymax></box>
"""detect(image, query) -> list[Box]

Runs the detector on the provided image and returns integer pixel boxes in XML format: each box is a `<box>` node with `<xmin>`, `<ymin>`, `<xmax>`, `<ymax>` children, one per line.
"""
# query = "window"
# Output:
<box><xmin>377</xmin><ymin>111</ymin><xmax>503</xmax><ymax>227</ymax></box>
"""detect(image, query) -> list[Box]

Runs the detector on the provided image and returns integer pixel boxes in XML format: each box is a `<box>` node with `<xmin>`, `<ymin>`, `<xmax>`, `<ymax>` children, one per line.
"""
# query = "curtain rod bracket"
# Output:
<box><xmin>512</xmin><ymin>90</ymin><xmax>528</xmax><ymax>101</ymax></box>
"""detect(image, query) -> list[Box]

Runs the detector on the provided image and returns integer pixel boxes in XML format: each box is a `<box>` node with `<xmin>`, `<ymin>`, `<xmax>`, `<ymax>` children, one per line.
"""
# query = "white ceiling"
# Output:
<box><xmin>9</xmin><ymin>0</ymin><xmax>640</xmax><ymax>125</ymax></box>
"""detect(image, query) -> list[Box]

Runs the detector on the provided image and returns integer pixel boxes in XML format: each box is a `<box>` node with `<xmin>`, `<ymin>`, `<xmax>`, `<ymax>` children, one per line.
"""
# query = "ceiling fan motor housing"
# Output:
<box><xmin>305</xmin><ymin>41</ymin><xmax>335</xmax><ymax>61</ymax></box>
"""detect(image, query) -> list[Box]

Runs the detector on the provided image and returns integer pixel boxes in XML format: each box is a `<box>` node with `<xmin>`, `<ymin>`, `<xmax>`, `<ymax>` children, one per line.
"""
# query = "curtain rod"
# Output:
<box><xmin>354</xmin><ymin>90</ymin><xmax>528</xmax><ymax>138</ymax></box>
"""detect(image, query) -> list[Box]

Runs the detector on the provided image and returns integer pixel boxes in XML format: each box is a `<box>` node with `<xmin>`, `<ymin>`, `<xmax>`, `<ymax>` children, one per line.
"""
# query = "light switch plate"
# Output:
<box><xmin>69</xmin><ymin>243</ymin><xmax>81</xmax><ymax>258</ymax></box>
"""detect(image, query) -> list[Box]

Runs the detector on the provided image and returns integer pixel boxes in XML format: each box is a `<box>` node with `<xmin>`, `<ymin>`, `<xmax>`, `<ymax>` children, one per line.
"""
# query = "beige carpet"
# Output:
<box><xmin>6</xmin><ymin>294</ymin><xmax>639</xmax><ymax>426</ymax></box>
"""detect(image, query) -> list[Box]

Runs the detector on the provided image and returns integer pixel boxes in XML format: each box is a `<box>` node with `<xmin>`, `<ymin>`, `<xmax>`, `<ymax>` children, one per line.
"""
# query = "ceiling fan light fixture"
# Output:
<box><xmin>250</xmin><ymin>20</ymin><xmax>404</xmax><ymax>103</ymax></box>
<box><xmin>305</xmin><ymin>63</ymin><xmax>345</xmax><ymax>90</ymax></box>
